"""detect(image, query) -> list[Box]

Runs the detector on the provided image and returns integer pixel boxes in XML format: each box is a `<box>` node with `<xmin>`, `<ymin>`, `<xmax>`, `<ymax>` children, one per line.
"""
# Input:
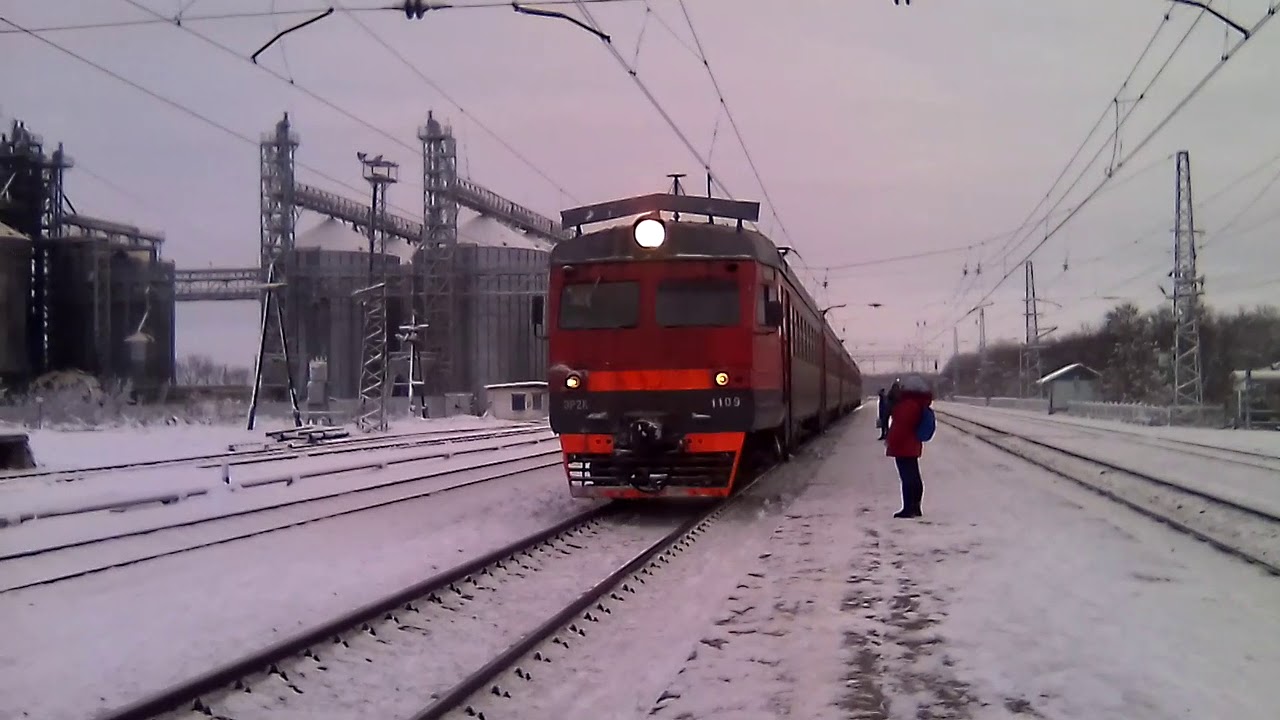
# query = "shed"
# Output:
<box><xmin>1036</xmin><ymin>362</ymin><xmax>1102</xmax><ymax>412</ymax></box>
<box><xmin>1228</xmin><ymin>366</ymin><xmax>1280</xmax><ymax>429</ymax></box>
<box><xmin>484</xmin><ymin>381</ymin><xmax>549</xmax><ymax>422</ymax></box>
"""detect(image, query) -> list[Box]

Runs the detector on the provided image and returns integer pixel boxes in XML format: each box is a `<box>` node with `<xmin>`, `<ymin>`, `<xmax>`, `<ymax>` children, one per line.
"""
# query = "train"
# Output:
<box><xmin>534</xmin><ymin>191</ymin><xmax>862</xmax><ymax>499</ymax></box>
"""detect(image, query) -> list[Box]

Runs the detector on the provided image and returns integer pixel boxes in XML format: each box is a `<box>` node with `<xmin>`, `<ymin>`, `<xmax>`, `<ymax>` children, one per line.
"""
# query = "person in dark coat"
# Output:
<box><xmin>885</xmin><ymin>374</ymin><xmax>933</xmax><ymax>518</ymax></box>
<box><xmin>876</xmin><ymin>389</ymin><xmax>890</xmax><ymax>440</ymax></box>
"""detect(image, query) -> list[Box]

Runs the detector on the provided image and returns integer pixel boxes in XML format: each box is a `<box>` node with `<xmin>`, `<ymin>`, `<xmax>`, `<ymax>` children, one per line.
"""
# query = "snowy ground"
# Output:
<box><xmin>0</xmin><ymin>461</ymin><xmax>593</xmax><ymax>720</ymax></box>
<box><xmin>2</xmin><ymin>412</ymin><xmax>529</xmax><ymax>472</ymax></box>
<box><xmin>465</xmin><ymin>409</ymin><xmax>1280</xmax><ymax>720</ymax></box>
<box><xmin>941</xmin><ymin>400</ymin><xmax>1280</xmax><ymax>456</ymax></box>
<box><xmin>936</xmin><ymin>402</ymin><xmax>1280</xmax><ymax>518</ymax></box>
<box><xmin>4</xmin><ymin>406</ymin><xmax>1277</xmax><ymax>720</ymax></box>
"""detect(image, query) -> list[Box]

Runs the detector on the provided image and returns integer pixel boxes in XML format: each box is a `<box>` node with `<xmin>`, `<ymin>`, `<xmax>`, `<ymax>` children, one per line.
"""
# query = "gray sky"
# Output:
<box><xmin>3</xmin><ymin>0</ymin><xmax>1278</xmax><ymax>368</ymax></box>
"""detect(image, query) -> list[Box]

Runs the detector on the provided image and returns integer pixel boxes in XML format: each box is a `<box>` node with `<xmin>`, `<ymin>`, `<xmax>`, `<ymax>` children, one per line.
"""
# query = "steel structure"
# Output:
<box><xmin>256</xmin><ymin>115</ymin><xmax>302</xmax><ymax>402</ymax></box>
<box><xmin>417</xmin><ymin>112</ymin><xmax>460</xmax><ymax>397</ymax></box>
<box><xmin>1020</xmin><ymin>260</ymin><xmax>1043</xmax><ymax>397</ymax></box>
<box><xmin>1171</xmin><ymin>150</ymin><xmax>1204</xmax><ymax>409</ymax></box>
<box><xmin>354</xmin><ymin>153</ymin><xmax>399</xmax><ymax>433</ymax></box>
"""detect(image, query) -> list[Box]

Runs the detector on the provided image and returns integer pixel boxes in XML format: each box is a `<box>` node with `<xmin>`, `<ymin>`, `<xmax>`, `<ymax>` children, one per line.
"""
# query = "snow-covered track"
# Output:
<box><xmin>954</xmin><ymin>408</ymin><xmax>1280</xmax><ymax>472</ymax></box>
<box><xmin>940</xmin><ymin>411</ymin><xmax>1280</xmax><ymax>575</ymax></box>
<box><xmin>0</xmin><ymin>446</ymin><xmax>561</xmax><ymax>593</ymax></box>
<box><xmin>1</xmin><ymin>423</ymin><xmax>545</xmax><ymax>485</ymax></box>
<box><xmin>89</xmin><ymin>503</ymin><xmax>625</xmax><ymax>720</ymax></box>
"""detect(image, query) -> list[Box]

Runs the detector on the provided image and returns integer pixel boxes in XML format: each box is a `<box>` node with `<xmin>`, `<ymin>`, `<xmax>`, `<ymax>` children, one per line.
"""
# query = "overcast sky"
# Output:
<box><xmin>3</xmin><ymin>0</ymin><xmax>1278</xmax><ymax>369</ymax></box>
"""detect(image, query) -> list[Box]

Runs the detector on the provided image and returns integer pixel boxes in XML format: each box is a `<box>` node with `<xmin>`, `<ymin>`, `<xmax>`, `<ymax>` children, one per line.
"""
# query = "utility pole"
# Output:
<box><xmin>977</xmin><ymin>305</ymin><xmax>990</xmax><ymax>398</ymax></box>
<box><xmin>1171</xmin><ymin>149</ymin><xmax>1205</xmax><ymax>413</ymax></box>
<box><xmin>1022</xmin><ymin>260</ymin><xmax>1043</xmax><ymax>397</ymax></box>
<box><xmin>354</xmin><ymin>152</ymin><xmax>398</xmax><ymax>433</ymax></box>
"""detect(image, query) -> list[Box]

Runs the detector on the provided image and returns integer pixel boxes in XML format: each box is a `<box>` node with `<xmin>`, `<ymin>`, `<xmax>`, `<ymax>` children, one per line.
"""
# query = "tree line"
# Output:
<box><xmin>939</xmin><ymin>303</ymin><xmax>1280</xmax><ymax>406</ymax></box>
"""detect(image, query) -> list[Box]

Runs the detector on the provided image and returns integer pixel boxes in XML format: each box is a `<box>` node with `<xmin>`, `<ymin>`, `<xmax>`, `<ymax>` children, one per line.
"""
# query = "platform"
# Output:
<box><xmin>646</xmin><ymin>405</ymin><xmax>1280</xmax><ymax>719</ymax></box>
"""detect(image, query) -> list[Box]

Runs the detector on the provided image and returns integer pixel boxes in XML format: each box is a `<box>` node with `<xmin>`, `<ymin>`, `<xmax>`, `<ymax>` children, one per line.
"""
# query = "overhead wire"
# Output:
<box><xmin>925</xmin><ymin>2</ymin><xmax>1280</xmax><ymax>348</ymax></box>
<box><xmin>0</xmin><ymin>14</ymin><xmax>439</xmax><ymax>230</ymax></box>
<box><xmin>973</xmin><ymin>7</ymin><xmax>1203</xmax><ymax>297</ymax></box>
<box><xmin>332</xmin><ymin>1</ymin><xmax>582</xmax><ymax>202</ymax></box>
<box><xmin>977</xmin><ymin>9</ymin><xmax>1176</xmax><ymax>271</ymax></box>
<box><xmin>118</xmin><ymin>0</ymin><xmax>579</xmax><ymax>205</ymax></box>
<box><xmin>675</xmin><ymin>0</ymin><xmax>794</xmax><ymax>247</ymax></box>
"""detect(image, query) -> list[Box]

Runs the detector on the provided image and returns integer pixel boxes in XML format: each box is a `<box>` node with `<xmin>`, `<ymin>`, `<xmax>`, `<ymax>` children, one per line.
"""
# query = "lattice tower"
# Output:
<box><xmin>417</xmin><ymin>112</ymin><xmax>460</xmax><ymax>398</ymax></box>
<box><xmin>1172</xmin><ymin>150</ymin><xmax>1204</xmax><ymax>409</ymax></box>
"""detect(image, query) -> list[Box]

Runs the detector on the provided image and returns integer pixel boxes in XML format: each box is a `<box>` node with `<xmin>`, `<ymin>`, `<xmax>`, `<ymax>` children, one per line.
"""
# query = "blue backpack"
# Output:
<box><xmin>916</xmin><ymin>407</ymin><xmax>937</xmax><ymax>443</ymax></box>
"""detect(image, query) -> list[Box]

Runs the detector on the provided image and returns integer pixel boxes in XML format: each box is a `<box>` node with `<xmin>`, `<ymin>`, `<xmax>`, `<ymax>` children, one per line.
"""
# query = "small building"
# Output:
<box><xmin>483</xmin><ymin>381</ymin><xmax>548</xmax><ymax>422</ymax></box>
<box><xmin>1036</xmin><ymin>362</ymin><xmax>1102</xmax><ymax>413</ymax></box>
<box><xmin>1228</xmin><ymin>365</ymin><xmax>1280</xmax><ymax>430</ymax></box>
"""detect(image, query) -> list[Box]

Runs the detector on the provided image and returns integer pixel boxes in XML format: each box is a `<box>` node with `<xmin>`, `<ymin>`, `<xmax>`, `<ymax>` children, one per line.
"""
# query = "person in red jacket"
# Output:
<box><xmin>885</xmin><ymin>373</ymin><xmax>933</xmax><ymax>518</ymax></box>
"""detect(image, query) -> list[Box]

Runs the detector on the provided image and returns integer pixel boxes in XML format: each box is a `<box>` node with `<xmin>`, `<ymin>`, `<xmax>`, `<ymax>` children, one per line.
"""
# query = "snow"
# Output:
<box><xmin>462</xmin><ymin>410</ymin><xmax>1280</xmax><ymax>719</ymax></box>
<box><xmin>936</xmin><ymin>402</ymin><xmax>1280</xmax><ymax>518</ymax></box>
<box><xmin>942</xmin><ymin>399</ymin><xmax>1280</xmax><ymax>456</ymax></box>
<box><xmin>0</xmin><ymin>461</ymin><xmax>594</xmax><ymax>720</ymax></box>
<box><xmin>458</xmin><ymin>211</ymin><xmax>553</xmax><ymax>251</ymax></box>
<box><xmin>2</xmin><ymin>412</ymin><xmax>530</xmax><ymax>473</ymax></box>
<box><xmin>4</xmin><ymin>406</ymin><xmax>1278</xmax><ymax>720</ymax></box>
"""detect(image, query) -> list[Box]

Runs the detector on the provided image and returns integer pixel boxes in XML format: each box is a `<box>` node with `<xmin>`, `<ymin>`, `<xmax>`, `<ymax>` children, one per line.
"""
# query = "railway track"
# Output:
<box><xmin>1</xmin><ymin>442</ymin><xmax>562</xmax><ymax>593</ymax></box>
<box><xmin>940</xmin><ymin>411</ymin><xmax>1280</xmax><ymax>575</ymax></box>
<box><xmin>1</xmin><ymin>423</ymin><xmax>546</xmax><ymax>485</ymax></box>
<box><xmin>90</xmin><ymin>461</ymin><xmax>787</xmax><ymax>720</ymax></box>
<box><xmin>942</xmin><ymin>403</ymin><xmax>1280</xmax><ymax>472</ymax></box>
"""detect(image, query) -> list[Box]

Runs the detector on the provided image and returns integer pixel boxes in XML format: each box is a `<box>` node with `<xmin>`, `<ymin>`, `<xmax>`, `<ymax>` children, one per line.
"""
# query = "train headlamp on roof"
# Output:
<box><xmin>633</xmin><ymin>217</ymin><xmax>666</xmax><ymax>248</ymax></box>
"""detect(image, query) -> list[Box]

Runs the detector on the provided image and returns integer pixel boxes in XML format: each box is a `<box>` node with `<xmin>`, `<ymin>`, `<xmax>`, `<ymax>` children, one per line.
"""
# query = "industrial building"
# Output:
<box><xmin>2</xmin><ymin>112</ymin><xmax>559</xmax><ymax>426</ymax></box>
<box><xmin>175</xmin><ymin>112</ymin><xmax>562</xmax><ymax>426</ymax></box>
<box><xmin>0</xmin><ymin>120</ymin><xmax>175</xmax><ymax>397</ymax></box>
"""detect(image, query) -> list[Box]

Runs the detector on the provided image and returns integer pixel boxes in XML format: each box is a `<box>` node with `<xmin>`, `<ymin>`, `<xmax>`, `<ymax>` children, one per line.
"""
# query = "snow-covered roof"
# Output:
<box><xmin>0</xmin><ymin>220</ymin><xmax>29</xmax><ymax>242</ymax></box>
<box><xmin>458</xmin><ymin>212</ymin><xmax>553</xmax><ymax>252</ymax></box>
<box><xmin>484</xmin><ymin>381</ymin><xmax>549</xmax><ymax>390</ymax></box>
<box><xmin>296</xmin><ymin>217</ymin><xmax>369</xmax><ymax>253</ymax></box>
<box><xmin>1036</xmin><ymin>362</ymin><xmax>1102</xmax><ymax>384</ymax></box>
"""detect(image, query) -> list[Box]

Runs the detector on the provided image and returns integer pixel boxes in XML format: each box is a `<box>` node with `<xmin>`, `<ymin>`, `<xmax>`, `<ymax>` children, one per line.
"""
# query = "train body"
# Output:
<box><xmin>539</xmin><ymin>193</ymin><xmax>862</xmax><ymax>499</ymax></box>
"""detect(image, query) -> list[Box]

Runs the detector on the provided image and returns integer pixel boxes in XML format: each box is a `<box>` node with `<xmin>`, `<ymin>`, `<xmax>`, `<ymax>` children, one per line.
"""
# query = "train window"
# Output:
<box><xmin>559</xmin><ymin>281</ymin><xmax>640</xmax><ymax>329</ymax></box>
<box><xmin>656</xmin><ymin>279</ymin><xmax>740</xmax><ymax>327</ymax></box>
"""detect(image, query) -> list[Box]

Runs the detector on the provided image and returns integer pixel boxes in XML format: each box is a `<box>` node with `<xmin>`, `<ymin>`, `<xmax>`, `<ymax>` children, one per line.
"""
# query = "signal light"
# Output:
<box><xmin>565</xmin><ymin>374</ymin><xmax>582</xmax><ymax>389</ymax></box>
<box><xmin>714</xmin><ymin>372</ymin><xmax>729</xmax><ymax>387</ymax></box>
<box><xmin>633</xmin><ymin>217</ymin><xmax>666</xmax><ymax>249</ymax></box>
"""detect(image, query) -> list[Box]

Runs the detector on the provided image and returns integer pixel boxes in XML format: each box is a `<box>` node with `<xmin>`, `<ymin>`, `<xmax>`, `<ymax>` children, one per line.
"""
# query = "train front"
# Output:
<box><xmin>544</xmin><ymin>200</ymin><xmax>767</xmax><ymax>500</ymax></box>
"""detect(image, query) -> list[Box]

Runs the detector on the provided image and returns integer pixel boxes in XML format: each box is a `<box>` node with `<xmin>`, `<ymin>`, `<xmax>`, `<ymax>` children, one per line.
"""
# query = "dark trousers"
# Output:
<box><xmin>894</xmin><ymin>457</ymin><xmax>923</xmax><ymax>512</ymax></box>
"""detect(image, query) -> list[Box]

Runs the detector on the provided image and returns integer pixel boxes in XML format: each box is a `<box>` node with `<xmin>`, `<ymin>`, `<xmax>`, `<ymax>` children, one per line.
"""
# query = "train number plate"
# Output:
<box><xmin>562</xmin><ymin>398</ymin><xmax>589</xmax><ymax>411</ymax></box>
<box><xmin>710</xmin><ymin>396</ymin><xmax>742</xmax><ymax>409</ymax></box>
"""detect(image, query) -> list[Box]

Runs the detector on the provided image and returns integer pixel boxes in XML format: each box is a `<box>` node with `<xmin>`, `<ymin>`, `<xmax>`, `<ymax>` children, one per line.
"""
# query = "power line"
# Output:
<box><xmin>925</xmin><ymin>3</ymin><xmax>1280</xmax><ymax>347</ymax></box>
<box><xmin>118</xmin><ymin>0</ymin><xmax>578</xmax><ymax>204</ymax></box>
<box><xmin>0</xmin><ymin>1</ymin><xmax>653</xmax><ymax>34</ymax></box>
<box><xmin>978</xmin><ymin>9</ymin><xmax>1176</xmax><ymax>272</ymax></box>
<box><xmin>0</xmin><ymin>14</ymin><xmax>422</xmax><ymax>218</ymax></box>
<box><xmin>677</xmin><ymin>0</ymin><xmax>793</xmax><ymax>246</ymax></box>
<box><xmin>334</xmin><ymin>2</ymin><xmax>581</xmax><ymax>202</ymax></box>
<box><xmin>566</xmin><ymin>1</ymin><xmax>738</xmax><ymax>204</ymax></box>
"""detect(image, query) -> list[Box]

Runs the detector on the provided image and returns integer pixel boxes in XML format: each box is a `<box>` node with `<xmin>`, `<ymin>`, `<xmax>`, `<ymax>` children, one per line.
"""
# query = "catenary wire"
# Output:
<box><xmin>925</xmin><ymin>3</ymin><xmax>1280</xmax><ymax>348</ymax></box>
<box><xmin>118</xmin><ymin>0</ymin><xmax>579</xmax><ymax>205</ymax></box>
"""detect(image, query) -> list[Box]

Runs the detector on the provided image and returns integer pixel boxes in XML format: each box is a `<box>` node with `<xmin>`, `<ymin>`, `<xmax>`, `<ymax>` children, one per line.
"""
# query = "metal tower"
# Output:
<box><xmin>1171</xmin><ymin>150</ymin><xmax>1204</xmax><ymax>409</ymax></box>
<box><xmin>417</xmin><ymin>112</ymin><xmax>460</xmax><ymax>401</ymax></box>
<box><xmin>256</xmin><ymin>115</ymin><xmax>302</xmax><ymax>399</ymax></box>
<box><xmin>354</xmin><ymin>153</ymin><xmax>399</xmax><ymax>433</ymax></box>
<box><xmin>1021</xmin><ymin>260</ymin><xmax>1043</xmax><ymax>397</ymax></box>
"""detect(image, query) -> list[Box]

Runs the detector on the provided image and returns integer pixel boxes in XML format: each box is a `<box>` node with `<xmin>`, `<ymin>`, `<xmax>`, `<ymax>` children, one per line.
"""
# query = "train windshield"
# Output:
<box><xmin>656</xmin><ymin>279</ymin><xmax>740</xmax><ymax>327</ymax></box>
<box><xmin>559</xmin><ymin>281</ymin><xmax>640</xmax><ymax>329</ymax></box>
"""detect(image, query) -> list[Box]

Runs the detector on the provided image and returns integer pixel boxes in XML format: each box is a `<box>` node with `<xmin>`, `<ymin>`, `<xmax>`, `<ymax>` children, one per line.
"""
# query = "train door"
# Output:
<box><xmin>780</xmin><ymin>288</ymin><xmax>794</xmax><ymax>455</ymax></box>
<box><xmin>818</xmin><ymin>335</ymin><xmax>828</xmax><ymax>429</ymax></box>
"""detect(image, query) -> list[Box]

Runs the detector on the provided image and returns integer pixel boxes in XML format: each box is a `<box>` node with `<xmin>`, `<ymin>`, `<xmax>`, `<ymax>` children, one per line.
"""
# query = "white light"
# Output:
<box><xmin>634</xmin><ymin>218</ymin><xmax>666</xmax><ymax>248</ymax></box>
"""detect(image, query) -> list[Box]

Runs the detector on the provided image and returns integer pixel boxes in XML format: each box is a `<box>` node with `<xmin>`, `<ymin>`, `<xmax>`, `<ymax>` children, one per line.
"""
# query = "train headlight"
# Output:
<box><xmin>633</xmin><ymin>218</ymin><xmax>666</xmax><ymax>249</ymax></box>
<box><xmin>565</xmin><ymin>374</ymin><xmax>582</xmax><ymax>389</ymax></box>
<box><xmin>714</xmin><ymin>371</ymin><xmax>729</xmax><ymax>387</ymax></box>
